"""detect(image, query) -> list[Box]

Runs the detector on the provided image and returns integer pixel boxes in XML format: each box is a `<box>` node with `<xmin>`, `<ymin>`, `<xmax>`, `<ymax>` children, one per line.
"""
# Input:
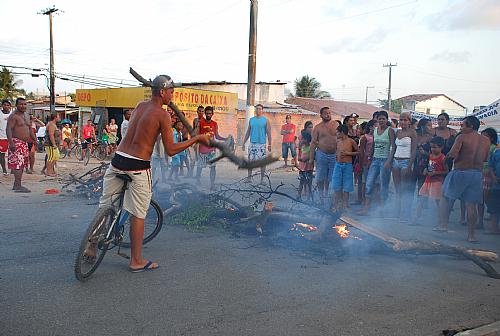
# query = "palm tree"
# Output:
<box><xmin>293</xmin><ymin>75</ymin><xmax>331</xmax><ymax>99</ymax></box>
<box><xmin>0</xmin><ymin>67</ymin><xmax>23</xmax><ymax>99</ymax></box>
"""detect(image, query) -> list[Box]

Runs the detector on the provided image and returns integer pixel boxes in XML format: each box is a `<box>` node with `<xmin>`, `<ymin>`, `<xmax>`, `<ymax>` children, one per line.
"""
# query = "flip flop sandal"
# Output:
<box><xmin>129</xmin><ymin>260</ymin><xmax>159</xmax><ymax>273</ymax></box>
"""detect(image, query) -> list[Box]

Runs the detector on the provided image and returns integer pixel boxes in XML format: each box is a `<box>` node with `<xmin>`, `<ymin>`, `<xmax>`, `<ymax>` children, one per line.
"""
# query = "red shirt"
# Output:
<box><xmin>281</xmin><ymin>123</ymin><xmax>296</xmax><ymax>143</ymax></box>
<box><xmin>425</xmin><ymin>153</ymin><xmax>446</xmax><ymax>183</ymax></box>
<box><xmin>83</xmin><ymin>125</ymin><xmax>94</xmax><ymax>139</ymax></box>
<box><xmin>199</xmin><ymin>118</ymin><xmax>217</xmax><ymax>154</ymax></box>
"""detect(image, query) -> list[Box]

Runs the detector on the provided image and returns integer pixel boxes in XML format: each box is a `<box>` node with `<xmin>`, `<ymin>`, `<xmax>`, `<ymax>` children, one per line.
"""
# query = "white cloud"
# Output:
<box><xmin>321</xmin><ymin>28</ymin><xmax>390</xmax><ymax>54</ymax></box>
<box><xmin>430</xmin><ymin>51</ymin><xmax>471</xmax><ymax>63</ymax></box>
<box><xmin>427</xmin><ymin>0</ymin><xmax>500</xmax><ymax>30</ymax></box>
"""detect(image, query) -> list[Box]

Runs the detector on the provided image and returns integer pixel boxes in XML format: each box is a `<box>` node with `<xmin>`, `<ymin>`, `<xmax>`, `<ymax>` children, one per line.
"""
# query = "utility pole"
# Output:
<box><xmin>383</xmin><ymin>63</ymin><xmax>397</xmax><ymax>112</ymax></box>
<box><xmin>40</xmin><ymin>6</ymin><xmax>59</xmax><ymax>115</ymax></box>
<box><xmin>365</xmin><ymin>86</ymin><xmax>374</xmax><ymax>104</ymax></box>
<box><xmin>246</xmin><ymin>0</ymin><xmax>258</xmax><ymax>127</ymax></box>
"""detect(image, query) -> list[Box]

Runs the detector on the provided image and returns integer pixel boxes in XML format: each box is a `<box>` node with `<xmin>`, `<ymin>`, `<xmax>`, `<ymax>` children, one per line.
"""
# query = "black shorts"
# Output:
<box><xmin>82</xmin><ymin>138</ymin><xmax>92</xmax><ymax>149</ymax></box>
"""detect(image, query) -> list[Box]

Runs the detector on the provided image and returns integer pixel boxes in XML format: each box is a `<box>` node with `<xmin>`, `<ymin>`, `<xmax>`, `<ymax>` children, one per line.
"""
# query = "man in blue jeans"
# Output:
<box><xmin>280</xmin><ymin>114</ymin><xmax>297</xmax><ymax>168</ymax></box>
<box><xmin>309</xmin><ymin>107</ymin><xmax>338</xmax><ymax>205</ymax></box>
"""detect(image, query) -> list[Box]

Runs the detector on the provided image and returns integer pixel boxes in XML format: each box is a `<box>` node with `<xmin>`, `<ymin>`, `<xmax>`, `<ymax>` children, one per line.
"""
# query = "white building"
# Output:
<box><xmin>397</xmin><ymin>94</ymin><xmax>467</xmax><ymax>117</ymax></box>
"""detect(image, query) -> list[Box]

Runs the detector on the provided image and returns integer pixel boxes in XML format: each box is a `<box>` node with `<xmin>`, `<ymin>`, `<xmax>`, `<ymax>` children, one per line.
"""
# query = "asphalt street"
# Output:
<box><xmin>1</xmin><ymin>164</ymin><xmax>499</xmax><ymax>336</ymax></box>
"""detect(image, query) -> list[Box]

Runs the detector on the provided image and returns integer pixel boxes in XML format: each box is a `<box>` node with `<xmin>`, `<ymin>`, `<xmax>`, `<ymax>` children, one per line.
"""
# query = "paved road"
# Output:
<box><xmin>1</xmin><ymin>164</ymin><xmax>499</xmax><ymax>336</ymax></box>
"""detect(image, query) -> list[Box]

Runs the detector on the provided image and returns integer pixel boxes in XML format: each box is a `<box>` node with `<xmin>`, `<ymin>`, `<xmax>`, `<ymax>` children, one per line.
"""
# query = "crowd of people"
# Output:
<box><xmin>278</xmin><ymin>107</ymin><xmax>500</xmax><ymax>242</ymax></box>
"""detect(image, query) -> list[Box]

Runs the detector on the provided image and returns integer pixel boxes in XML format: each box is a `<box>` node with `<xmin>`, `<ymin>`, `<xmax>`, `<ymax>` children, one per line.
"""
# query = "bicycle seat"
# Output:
<box><xmin>116</xmin><ymin>174</ymin><xmax>132</xmax><ymax>182</ymax></box>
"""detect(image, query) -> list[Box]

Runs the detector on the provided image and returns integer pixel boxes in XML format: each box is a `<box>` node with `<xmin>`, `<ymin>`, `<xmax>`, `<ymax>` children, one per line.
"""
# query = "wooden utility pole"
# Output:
<box><xmin>40</xmin><ymin>6</ymin><xmax>59</xmax><ymax>114</ymax></box>
<box><xmin>383</xmin><ymin>63</ymin><xmax>397</xmax><ymax>112</ymax></box>
<box><xmin>246</xmin><ymin>0</ymin><xmax>258</xmax><ymax>126</ymax></box>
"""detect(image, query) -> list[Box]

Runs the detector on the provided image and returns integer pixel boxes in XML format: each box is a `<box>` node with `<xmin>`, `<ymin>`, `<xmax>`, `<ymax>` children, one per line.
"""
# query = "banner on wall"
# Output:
<box><xmin>404</xmin><ymin>98</ymin><xmax>500</xmax><ymax>129</ymax></box>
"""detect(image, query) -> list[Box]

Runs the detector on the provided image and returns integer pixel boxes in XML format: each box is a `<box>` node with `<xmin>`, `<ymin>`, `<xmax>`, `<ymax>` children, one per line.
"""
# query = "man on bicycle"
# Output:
<box><xmin>90</xmin><ymin>75</ymin><xmax>211</xmax><ymax>272</ymax></box>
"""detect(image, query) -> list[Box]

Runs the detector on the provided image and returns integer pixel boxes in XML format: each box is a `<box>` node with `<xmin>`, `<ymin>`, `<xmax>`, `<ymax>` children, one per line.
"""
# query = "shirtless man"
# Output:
<box><xmin>6</xmin><ymin>98</ymin><xmax>36</xmax><ymax>192</ymax></box>
<box><xmin>437</xmin><ymin>116</ymin><xmax>490</xmax><ymax>242</ymax></box>
<box><xmin>309</xmin><ymin>107</ymin><xmax>337</xmax><ymax>203</ymax></box>
<box><xmin>92</xmin><ymin>75</ymin><xmax>211</xmax><ymax>272</ymax></box>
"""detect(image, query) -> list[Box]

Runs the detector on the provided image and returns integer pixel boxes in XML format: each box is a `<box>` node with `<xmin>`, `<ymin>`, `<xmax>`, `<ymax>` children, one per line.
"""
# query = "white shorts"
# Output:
<box><xmin>99</xmin><ymin>165</ymin><xmax>152</xmax><ymax>219</ymax></box>
<box><xmin>248</xmin><ymin>143</ymin><xmax>266</xmax><ymax>161</ymax></box>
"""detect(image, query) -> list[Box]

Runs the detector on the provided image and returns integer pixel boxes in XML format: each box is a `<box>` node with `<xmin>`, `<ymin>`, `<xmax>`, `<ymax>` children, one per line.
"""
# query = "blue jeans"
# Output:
<box><xmin>315</xmin><ymin>149</ymin><xmax>336</xmax><ymax>183</ymax></box>
<box><xmin>281</xmin><ymin>142</ymin><xmax>296</xmax><ymax>159</ymax></box>
<box><xmin>366</xmin><ymin>157</ymin><xmax>391</xmax><ymax>200</ymax></box>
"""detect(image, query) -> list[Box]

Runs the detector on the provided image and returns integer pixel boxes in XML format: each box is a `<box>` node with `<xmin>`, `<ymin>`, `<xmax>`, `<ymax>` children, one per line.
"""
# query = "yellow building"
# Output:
<box><xmin>75</xmin><ymin>86</ymin><xmax>238</xmax><ymax>139</ymax></box>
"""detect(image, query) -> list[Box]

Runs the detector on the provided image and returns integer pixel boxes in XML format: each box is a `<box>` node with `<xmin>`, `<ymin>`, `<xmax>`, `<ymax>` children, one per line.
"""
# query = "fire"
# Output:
<box><xmin>334</xmin><ymin>224</ymin><xmax>350</xmax><ymax>239</ymax></box>
<box><xmin>291</xmin><ymin>223</ymin><xmax>318</xmax><ymax>232</ymax></box>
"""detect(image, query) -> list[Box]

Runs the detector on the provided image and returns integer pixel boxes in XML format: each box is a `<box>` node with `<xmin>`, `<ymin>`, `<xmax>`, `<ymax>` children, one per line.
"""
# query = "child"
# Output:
<box><xmin>357</xmin><ymin>120</ymin><xmax>376</xmax><ymax>204</ymax></box>
<box><xmin>297</xmin><ymin>130</ymin><xmax>314</xmax><ymax>200</ymax></box>
<box><xmin>485</xmin><ymin>133</ymin><xmax>500</xmax><ymax>234</ymax></box>
<box><xmin>414</xmin><ymin>137</ymin><xmax>448</xmax><ymax>226</ymax></box>
<box><xmin>167</xmin><ymin>121</ymin><xmax>184</xmax><ymax>181</ymax></box>
<box><xmin>331</xmin><ymin>124</ymin><xmax>358</xmax><ymax>211</ymax></box>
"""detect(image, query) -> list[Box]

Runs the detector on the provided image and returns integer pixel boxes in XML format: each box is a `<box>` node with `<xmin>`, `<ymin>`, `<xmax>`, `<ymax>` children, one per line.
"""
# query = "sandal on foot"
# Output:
<box><xmin>129</xmin><ymin>261</ymin><xmax>159</xmax><ymax>273</ymax></box>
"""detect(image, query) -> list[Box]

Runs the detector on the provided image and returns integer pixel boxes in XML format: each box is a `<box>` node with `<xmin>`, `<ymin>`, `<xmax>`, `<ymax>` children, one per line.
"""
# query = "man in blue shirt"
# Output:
<box><xmin>242</xmin><ymin>104</ymin><xmax>272</xmax><ymax>184</ymax></box>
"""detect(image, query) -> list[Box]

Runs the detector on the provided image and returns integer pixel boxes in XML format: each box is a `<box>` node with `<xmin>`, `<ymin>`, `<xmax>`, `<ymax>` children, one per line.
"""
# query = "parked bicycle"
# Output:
<box><xmin>74</xmin><ymin>173</ymin><xmax>163</xmax><ymax>281</ymax></box>
<box><xmin>93</xmin><ymin>140</ymin><xmax>114</xmax><ymax>161</ymax></box>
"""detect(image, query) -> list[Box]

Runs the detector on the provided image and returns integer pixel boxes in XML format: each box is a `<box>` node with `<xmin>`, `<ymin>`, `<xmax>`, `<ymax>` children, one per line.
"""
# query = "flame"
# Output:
<box><xmin>334</xmin><ymin>224</ymin><xmax>350</xmax><ymax>238</ymax></box>
<box><xmin>291</xmin><ymin>223</ymin><xmax>318</xmax><ymax>232</ymax></box>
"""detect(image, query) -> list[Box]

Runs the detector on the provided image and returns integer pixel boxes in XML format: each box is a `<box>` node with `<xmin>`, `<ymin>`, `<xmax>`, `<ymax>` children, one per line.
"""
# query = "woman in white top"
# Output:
<box><xmin>392</xmin><ymin>112</ymin><xmax>417</xmax><ymax>221</ymax></box>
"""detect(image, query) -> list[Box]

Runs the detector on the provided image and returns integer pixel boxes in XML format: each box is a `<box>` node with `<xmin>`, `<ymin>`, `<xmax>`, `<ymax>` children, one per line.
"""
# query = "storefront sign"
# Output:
<box><xmin>76</xmin><ymin>87</ymin><xmax>238</xmax><ymax>114</ymax></box>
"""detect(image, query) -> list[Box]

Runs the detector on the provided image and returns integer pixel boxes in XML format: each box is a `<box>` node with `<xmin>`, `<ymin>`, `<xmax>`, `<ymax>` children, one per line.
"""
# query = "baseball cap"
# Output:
<box><xmin>152</xmin><ymin>75</ymin><xmax>181</xmax><ymax>89</ymax></box>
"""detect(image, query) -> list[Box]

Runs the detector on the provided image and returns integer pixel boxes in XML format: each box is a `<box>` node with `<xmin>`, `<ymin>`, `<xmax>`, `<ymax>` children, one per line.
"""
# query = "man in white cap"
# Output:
<box><xmin>86</xmin><ymin>75</ymin><xmax>211</xmax><ymax>273</ymax></box>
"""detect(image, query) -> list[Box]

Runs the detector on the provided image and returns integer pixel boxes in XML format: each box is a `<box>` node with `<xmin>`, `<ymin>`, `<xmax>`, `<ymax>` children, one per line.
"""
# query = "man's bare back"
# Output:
<box><xmin>118</xmin><ymin>101</ymin><xmax>173</xmax><ymax>160</ymax></box>
<box><xmin>313</xmin><ymin>121</ymin><xmax>337</xmax><ymax>154</ymax></box>
<box><xmin>451</xmin><ymin>132</ymin><xmax>489</xmax><ymax>170</ymax></box>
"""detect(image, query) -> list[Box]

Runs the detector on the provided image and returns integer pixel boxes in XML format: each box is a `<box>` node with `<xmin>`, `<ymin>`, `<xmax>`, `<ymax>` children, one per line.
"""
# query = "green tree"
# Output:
<box><xmin>378</xmin><ymin>99</ymin><xmax>403</xmax><ymax>113</ymax></box>
<box><xmin>293</xmin><ymin>75</ymin><xmax>331</xmax><ymax>99</ymax></box>
<box><xmin>0</xmin><ymin>67</ymin><xmax>23</xmax><ymax>99</ymax></box>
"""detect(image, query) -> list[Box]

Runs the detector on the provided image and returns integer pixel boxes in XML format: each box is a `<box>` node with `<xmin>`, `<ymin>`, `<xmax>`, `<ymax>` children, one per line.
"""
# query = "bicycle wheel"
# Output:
<box><xmin>95</xmin><ymin>146</ymin><xmax>107</xmax><ymax>161</ymax></box>
<box><xmin>83</xmin><ymin>148</ymin><xmax>91</xmax><ymax>166</ymax></box>
<box><xmin>74</xmin><ymin>206</ymin><xmax>116</xmax><ymax>281</ymax></box>
<box><xmin>75</xmin><ymin>145</ymin><xmax>83</xmax><ymax>161</ymax></box>
<box><xmin>119</xmin><ymin>199</ymin><xmax>163</xmax><ymax>248</ymax></box>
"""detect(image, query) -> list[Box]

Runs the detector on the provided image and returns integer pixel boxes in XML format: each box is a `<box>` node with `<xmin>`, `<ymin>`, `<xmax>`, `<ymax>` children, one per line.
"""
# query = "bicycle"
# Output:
<box><xmin>93</xmin><ymin>141</ymin><xmax>113</xmax><ymax>161</ymax></box>
<box><xmin>60</xmin><ymin>139</ymin><xmax>83</xmax><ymax>160</ymax></box>
<box><xmin>74</xmin><ymin>173</ymin><xmax>163</xmax><ymax>281</ymax></box>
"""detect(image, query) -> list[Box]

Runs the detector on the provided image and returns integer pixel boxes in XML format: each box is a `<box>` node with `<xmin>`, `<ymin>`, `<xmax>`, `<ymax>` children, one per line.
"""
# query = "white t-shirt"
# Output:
<box><xmin>121</xmin><ymin>120</ymin><xmax>129</xmax><ymax>139</ymax></box>
<box><xmin>0</xmin><ymin>111</ymin><xmax>11</xmax><ymax>139</ymax></box>
<box><xmin>36</xmin><ymin>126</ymin><xmax>46</xmax><ymax>138</ymax></box>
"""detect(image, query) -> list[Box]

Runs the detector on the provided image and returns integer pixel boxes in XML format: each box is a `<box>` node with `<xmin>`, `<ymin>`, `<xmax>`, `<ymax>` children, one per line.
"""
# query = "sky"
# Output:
<box><xmin>1</xmin><ymin>0</ymin><xmax>499</xmax><ymax>111</ymax></box>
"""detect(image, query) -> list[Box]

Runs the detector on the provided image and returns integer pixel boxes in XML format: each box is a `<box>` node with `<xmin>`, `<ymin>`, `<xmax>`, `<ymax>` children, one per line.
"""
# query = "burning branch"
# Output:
<box><xmin>215</xmin><ymin>178</ymin><xmax>500</xmax><ymax>279</ymax></box>
<box><xmin>129</xmin><ymin>67</ymin><xmax>279</xmax><ymax>170</ymax></box>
